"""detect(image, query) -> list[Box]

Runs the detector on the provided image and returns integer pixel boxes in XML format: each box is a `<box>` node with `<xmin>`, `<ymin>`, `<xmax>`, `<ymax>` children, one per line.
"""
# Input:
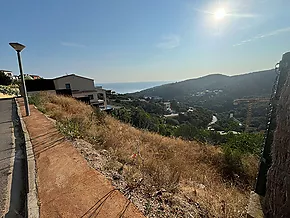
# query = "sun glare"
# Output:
<box><xmin>214</xmin><ymin>8</ymin><xmax>226</xmax><ymax>20</ymax></box>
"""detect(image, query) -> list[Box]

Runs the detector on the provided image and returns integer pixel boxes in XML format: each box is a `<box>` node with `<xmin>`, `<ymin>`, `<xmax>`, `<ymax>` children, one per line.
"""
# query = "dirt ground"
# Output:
<box><xmin>18</xmin><ymin>99</ymin><xmax>145</xmax><ymax>218</ymax></box>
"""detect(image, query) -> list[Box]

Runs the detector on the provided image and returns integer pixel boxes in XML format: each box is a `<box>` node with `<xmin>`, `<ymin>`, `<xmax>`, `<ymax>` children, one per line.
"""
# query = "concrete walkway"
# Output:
<box><xmin>0</xmin><ymin>99</ymin><xmax>13</xmax><ymax>217</ymax></box>
<box><xmin>18</xmin><ymin>100</ymin><xmax>145</xmax><ymax>218</ymax></box>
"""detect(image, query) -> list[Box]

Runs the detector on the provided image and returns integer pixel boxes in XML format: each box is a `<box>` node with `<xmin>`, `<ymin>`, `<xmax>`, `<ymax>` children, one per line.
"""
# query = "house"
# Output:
<box><xmin>187</xmin><ymin>107</ymin><xmax>196</xmax><ymax>113</ymax></box>
<box><xmin>0</xmin><ymin>70</ymin><xmax>13</xmax><ymax>78</ymax></box>
<box><xmin>25</xmin><ymin>73</ymin><xmax>108</xmax><ymax>109</ymax></box>
<box><xmin>163</xmin><ymin>102</ymin><xmax>172</xmax><ymax>112</ymax></box>
<box><xmin>30</xmin><ymin>75</ymin><xmax>42</xmax><ymax>80</ymax></box>
<box><xmin>53</xmin><ymin>74</ymin><xmax>107</xmax><ymax>108</ymax></box>
<box><xmin>14</xmin><ymin>74</ymin><xmax>42</xmax><ymax>80</ymax></box>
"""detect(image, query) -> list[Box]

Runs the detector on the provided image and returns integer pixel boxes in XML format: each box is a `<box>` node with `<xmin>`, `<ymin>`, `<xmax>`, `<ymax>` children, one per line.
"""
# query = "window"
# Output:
<box><xmin>97</xmin><ymin>93</ymin><xmax>104</xmax><ymax>100</ymax></box>
<box><xmin>88</xmin><ymin>94</ymin><xmax>94</xmax><ymax>100</ymax></box>
<box><xmin>65</xmin><ymin>83</ymin><xmax>71</xmax><ymax>89</ymax></box>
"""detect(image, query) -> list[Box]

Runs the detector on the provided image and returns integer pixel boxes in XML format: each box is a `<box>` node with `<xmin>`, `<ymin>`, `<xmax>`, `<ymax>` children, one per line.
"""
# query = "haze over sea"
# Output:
<box><xmin>96</xmin><ymin>81</ymin><xmax>171</xmax><ymax>94</ymax></box>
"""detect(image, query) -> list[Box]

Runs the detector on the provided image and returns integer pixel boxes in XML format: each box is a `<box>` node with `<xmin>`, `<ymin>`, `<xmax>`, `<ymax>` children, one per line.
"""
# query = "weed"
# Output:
<box><xmin>144</xmin><ymin>201</ymin><xmax>152</xmax><ymax>216</ymax></box>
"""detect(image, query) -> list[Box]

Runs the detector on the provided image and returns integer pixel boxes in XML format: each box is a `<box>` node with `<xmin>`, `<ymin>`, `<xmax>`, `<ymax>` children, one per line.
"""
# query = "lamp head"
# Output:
<box><xmin>9</xmin><ymin>42</ymin><xmax>25</xmax><ymax>52</ymax></box>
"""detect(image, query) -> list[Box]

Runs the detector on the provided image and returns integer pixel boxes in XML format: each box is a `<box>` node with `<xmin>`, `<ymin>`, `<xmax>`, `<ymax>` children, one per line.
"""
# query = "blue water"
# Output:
<box><xmin>96</xmin><ymin>81</ymin><xmax>170</xmax><ymax>94</ymax></box>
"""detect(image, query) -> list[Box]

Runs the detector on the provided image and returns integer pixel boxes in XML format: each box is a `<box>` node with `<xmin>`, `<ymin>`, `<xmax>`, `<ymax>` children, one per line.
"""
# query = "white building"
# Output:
<box><xmin>164</xmin><ymin>102</ymin><xmax>171</xmax><ymax>111</ymax></box>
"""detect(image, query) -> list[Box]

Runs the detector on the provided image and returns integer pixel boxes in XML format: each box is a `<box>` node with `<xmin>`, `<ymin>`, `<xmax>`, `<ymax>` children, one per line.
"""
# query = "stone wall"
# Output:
<box><xmin>265</xmin><ymin>72</ymin><xmax>290</xmax><ymax>217</ymax></box>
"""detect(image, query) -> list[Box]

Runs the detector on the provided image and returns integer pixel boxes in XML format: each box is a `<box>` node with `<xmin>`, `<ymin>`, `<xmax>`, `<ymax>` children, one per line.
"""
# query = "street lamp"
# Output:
<box><xmin>9</xmin><ymin>42</ymin><xmax>30</xmax><ymax>116</ymax></box>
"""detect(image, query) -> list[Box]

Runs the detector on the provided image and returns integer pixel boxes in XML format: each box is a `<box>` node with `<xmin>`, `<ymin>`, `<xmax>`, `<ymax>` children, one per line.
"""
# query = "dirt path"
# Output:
<box><xmin>18</xmin><ymin>99</ymin><xmax>145</xmax><ymax>218</ymax></box>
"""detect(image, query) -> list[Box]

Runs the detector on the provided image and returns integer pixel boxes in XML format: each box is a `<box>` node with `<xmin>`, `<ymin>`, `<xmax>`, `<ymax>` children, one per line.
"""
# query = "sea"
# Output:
<box><xmin>96</xmin><ymin>81</ymin><xmax>171</xmax><ymax>94</ymax></box>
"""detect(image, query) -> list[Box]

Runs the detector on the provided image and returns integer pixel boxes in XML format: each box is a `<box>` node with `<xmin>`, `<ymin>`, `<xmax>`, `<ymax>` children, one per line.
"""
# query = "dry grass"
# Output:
<box><xmin>31</xmin><ymin>92</ymin><xmax>250</xmax><ymax>217</ymax></box>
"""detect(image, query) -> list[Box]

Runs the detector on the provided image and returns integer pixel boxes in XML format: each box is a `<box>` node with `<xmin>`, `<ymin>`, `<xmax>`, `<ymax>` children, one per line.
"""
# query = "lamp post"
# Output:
<box><xmin>9</xmin><ymin>42</ymin><xmax>30</xmax><ymax>116</ymax></box>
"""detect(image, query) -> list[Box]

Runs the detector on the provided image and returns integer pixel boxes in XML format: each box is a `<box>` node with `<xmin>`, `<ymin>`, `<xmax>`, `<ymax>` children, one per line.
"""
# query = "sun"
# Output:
<box><xmin>214</xmin><ymin>8</ymin><xmax>226</xmax><ymax>20</ymax></box>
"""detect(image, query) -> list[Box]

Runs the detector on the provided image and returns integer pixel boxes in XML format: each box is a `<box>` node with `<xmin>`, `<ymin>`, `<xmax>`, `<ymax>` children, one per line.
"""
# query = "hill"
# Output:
<box><xmin>29</xmin><ymin>92</ymin><xmax>259</xmax><ymax>217</ymax></box>
<box><xmin>133</xmin><ymin>70</ymin><xmax>276</xmax><ymax>112</ymax></box>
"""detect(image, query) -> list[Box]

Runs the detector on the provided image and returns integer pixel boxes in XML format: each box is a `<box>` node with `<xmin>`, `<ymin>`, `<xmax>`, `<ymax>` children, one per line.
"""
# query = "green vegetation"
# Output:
<box><xmin>0</xmin><ymin>85</ymin><xmax>20</xmax><ymax>96</ymax></box>
<box><xmin>221</xmin><ymin>132</ymin><xmax>263</xmax><ymax>183</ymax></box>
<box><xmin>111</xmin><ymin>98</ymin><xmax>212</xmax><ymax>137</ymax></box>
<box><xmin>29</xmin><ymin>93</ymin><xmax>46</xmax><ymax>113</ymax></box>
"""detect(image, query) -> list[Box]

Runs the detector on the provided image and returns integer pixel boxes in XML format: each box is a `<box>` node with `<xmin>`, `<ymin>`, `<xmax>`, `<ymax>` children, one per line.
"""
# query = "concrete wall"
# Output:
<box><xmin>54</xmin><ymin>75</ymin><xmax>94</xmax><ymax>91</ymax></box>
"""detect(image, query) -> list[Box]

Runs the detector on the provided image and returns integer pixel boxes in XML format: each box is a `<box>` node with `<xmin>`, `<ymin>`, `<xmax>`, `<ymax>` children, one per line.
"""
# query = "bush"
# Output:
<box><xmin>223</xmin><ymin>132</ymin><xmax>263</xmax><ymax>156</ymax></box>
<box><xmin>221</xmin><ymin>132</ymin><xmax>263</xmax><ymax>184</ymax></box>
<box><xmin>28</xmin><ymin>93</ymin><xmax>46</xmax><ymax>113</ymax></box>
<box><xmin>174</xmin><ymin>124</ymin><xmax>198</xmax><ymax>140</ymax></box>
<box><xmin>0</xmin><ymin>85</ymin><xmax>19</xmax><ymax>96</ymax></box>
<box><xmin>222</xmin><ymin>146</ymin><xmax>244</xmax><ymax>179</ymax></box>
<box><xmin>165</xmin><ymin>118</ymin><xmax>179</xmax><ymax>126</ymax></box>
<box><xmin>0</xmin><ymin>72</ymin><xmax>12</xmax><ymax>85</ymax></box>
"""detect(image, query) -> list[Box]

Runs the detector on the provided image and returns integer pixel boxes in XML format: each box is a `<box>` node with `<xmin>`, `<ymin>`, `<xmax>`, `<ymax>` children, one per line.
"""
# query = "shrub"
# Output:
<box><xmin>57</xmin><ymin>118</ymin><xmax>83</xmax><ymax>138</ymax></box>
<box><xmin>222</xmin><ymin>146</ymin><xmax>244</xmax><ymax>178</ymax></box>
<box><xmin>0</xmin><ymin>72</ymin><xmax>12</xmax><ymax>85</ymax></box>
<box><xmin>0</xmin><ymin>85</ymin><xmax>19</xmax><ymax>96</ymax></box>
<box><xmin>28</xmin><ymin>93</ymin><xmax>47</xmax><ymax>113</ymax></box>
<box><xmin>221</xmin><ymin>132</ymin><xmax>263</xmax><ymax>184</ymax></box>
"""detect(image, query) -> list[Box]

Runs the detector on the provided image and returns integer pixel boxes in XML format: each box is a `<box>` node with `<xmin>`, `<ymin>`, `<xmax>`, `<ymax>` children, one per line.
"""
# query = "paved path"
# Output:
<box><xmin>19</xmin><ymin>100</ymin><xmax>145</xmax><ymax>218</ymax></box>
<box><xmin>0</xmin><ymin>99</ymin><xmax>13</xmax><ymax>216</ymax></box>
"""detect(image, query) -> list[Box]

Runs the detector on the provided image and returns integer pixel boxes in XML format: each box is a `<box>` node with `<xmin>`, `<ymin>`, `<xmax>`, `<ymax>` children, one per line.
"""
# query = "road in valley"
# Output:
<box><xmin>208</xmin><ymin>115</ymin><xmax>218</xmax><ymax>126</ymax></box>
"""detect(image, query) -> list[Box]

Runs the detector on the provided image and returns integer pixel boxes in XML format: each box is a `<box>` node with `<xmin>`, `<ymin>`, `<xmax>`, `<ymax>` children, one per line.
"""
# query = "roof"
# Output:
<box><xmin>72</xmin><ymin>89</ymin><xmax>106</xmax><ymax>94</ymax></box>
<box><xmin>0</xmin><ymin>70</ymin><xmax>12</xmax><ymax>72</ymax></box>
<box><xmin>53</xmin><ymin>74</ymin><xmax>94</xmax><ymax>81</ymax></box>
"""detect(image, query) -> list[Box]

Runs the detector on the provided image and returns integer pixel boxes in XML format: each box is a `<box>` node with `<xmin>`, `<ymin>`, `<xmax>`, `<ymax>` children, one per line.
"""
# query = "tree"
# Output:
<box><xmin>112</xmin><ymin>108</ymin><xmax>131</xmax><ymax>123</ymax></box>
<box><xmin>0</xmin><ymin>72</ymin><xmax>12</xmax><ymax>85</ymax></box>
<box><xmin>166</xmin><ymin>118</ymin><xmax>180</xmax><ymax>126</ymax></box>
<box><xmin>223</xmin><ymin>132</ymin><xmax>263</xmax><ymax>155</ymax></box>
<box><xmin>174</xmin><ymin>124</ymin><xmax>198</xmax><ymax>140</ymax></box>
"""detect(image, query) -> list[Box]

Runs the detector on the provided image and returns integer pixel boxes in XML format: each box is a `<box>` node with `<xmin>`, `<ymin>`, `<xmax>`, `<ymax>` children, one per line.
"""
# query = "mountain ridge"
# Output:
<box><xmin>133</xmin><ymin>69</ymin><xmax>276</xmax><ymax>101</ymax></box>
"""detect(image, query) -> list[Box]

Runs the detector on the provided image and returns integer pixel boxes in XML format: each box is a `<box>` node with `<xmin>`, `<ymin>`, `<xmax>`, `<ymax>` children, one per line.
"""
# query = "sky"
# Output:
<box><xmin>1</xmin><ymin>0</ymin><xmax>290</xmax><ymax>83</ymax></box>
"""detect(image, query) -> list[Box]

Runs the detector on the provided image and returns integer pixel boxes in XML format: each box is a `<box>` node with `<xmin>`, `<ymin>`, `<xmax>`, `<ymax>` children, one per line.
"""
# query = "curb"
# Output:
<box><xmin>15</xmin><ymin>100</ymin><xmax>40</xmax><ymax>218</ymax></box>
<box><xmin>5</xmin><ymin>117</ymin><xmax>15</xmax><ymax>215</ymax></box>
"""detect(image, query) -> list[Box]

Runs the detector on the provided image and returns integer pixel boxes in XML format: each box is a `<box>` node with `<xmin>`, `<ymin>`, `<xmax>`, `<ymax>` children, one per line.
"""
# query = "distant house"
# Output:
<box><xmin>163</xmin><ymin>102</ymin><xmax>172</xmax><ymax>113</ymax></box>
<box><xmin>30</xmin><ymin>75</ymin><xmax>42</xmax><ymax>80</ymax></box>
<box><xmin>0</xmin><ymin>70</ymin><xmax>13</xmax><ymax>78</ymax></box>
<box><xmin>13</xmin><ymin>74</ymin><xmax>42</xmax><ymax>81</ymax></box>
<box><xmin>187</xmin><ymin>107</ymin><xmax>196</xmax><ymax>113</ymax></box>
<box><xmin>12</xmin><ymin>75</ymin><xmax>19</xmax><ymax>80</ymax></box>
<box><xmin>53</xmin><ymin>74</ymin><xmax>107</xmax><ymax>108</ymax></box>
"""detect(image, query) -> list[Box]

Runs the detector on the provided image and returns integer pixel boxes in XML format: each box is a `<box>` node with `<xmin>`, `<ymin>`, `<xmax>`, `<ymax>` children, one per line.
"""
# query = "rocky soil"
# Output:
<box><xmin>73</xmin><ymin>139</ymin><xmax>213</xmax><ymax>218</ymax></box>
